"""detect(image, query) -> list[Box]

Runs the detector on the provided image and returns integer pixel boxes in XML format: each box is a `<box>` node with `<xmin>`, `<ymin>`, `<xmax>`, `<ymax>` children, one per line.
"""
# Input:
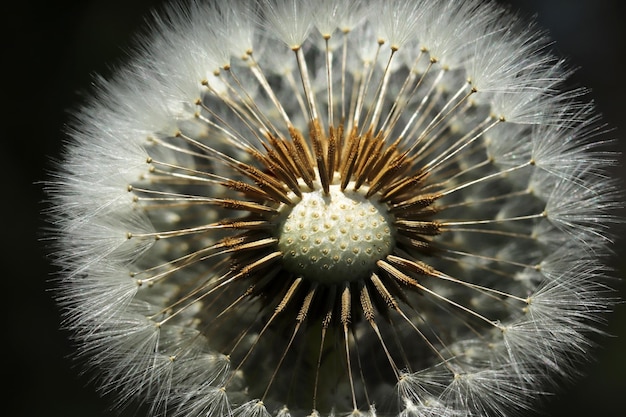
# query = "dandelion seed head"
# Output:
<box><xmin>47</xmin><ymin>1</ymin><xmax>620</xmax><ymax>417</ymax></box>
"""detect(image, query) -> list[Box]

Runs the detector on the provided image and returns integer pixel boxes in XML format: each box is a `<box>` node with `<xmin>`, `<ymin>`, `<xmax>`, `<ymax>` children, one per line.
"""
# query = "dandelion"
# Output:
<box><xmin>48</xmin><ymin>0</ymin><xmax>620</xmax><ymax>416</ymax></box>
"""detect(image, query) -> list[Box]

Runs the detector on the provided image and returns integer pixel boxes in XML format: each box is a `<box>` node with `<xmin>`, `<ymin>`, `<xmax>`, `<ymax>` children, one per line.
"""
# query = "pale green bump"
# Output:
<box><xmin>277</xmin><ymin>185</ymin><xmax>394</xmax><ymax>284</ymax></box>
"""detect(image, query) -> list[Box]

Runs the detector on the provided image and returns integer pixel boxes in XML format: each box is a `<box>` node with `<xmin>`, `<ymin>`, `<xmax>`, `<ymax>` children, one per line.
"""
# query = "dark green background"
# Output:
<box><xmin>4</xmin><ymin>0</ymin><xmax>624</xmax><ymax>416</ymax></box>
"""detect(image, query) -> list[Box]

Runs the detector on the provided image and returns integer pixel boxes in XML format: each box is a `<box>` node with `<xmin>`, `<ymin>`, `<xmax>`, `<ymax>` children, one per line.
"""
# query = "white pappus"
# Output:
<box><xmin>47</xmin><ymin>1</ymin><xmax>621</xmax><ymax>416</ymax></box>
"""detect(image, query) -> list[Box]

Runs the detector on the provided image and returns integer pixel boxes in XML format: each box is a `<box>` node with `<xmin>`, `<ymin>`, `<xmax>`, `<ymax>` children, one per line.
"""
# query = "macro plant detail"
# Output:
<box><xmin>48</xmin><ymin>1</ymin><xmax>620</xmax><ymax>417</ymax></box>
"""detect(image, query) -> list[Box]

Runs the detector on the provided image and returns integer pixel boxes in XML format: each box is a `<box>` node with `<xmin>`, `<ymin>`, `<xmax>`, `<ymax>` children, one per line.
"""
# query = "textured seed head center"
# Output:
<box><xmin>277</xmin><ymin>184</ymin><xmax>394</xmax><ymax>284</ymax></box>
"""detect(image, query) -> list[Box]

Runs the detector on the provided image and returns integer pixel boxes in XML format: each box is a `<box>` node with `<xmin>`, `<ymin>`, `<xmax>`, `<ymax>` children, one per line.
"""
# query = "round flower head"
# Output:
<box><xmin>48</xmin><ymin>0</ymin><xmax>620</xmax><ymax>416</ymax></box>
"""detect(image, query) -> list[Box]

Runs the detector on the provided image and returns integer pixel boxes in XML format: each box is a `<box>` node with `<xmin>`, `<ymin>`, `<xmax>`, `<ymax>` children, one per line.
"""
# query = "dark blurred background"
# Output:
<box><xmin>3</xmin><ymin>0</ymin><xmax>624</xmax><ymax>416</ymax></box>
